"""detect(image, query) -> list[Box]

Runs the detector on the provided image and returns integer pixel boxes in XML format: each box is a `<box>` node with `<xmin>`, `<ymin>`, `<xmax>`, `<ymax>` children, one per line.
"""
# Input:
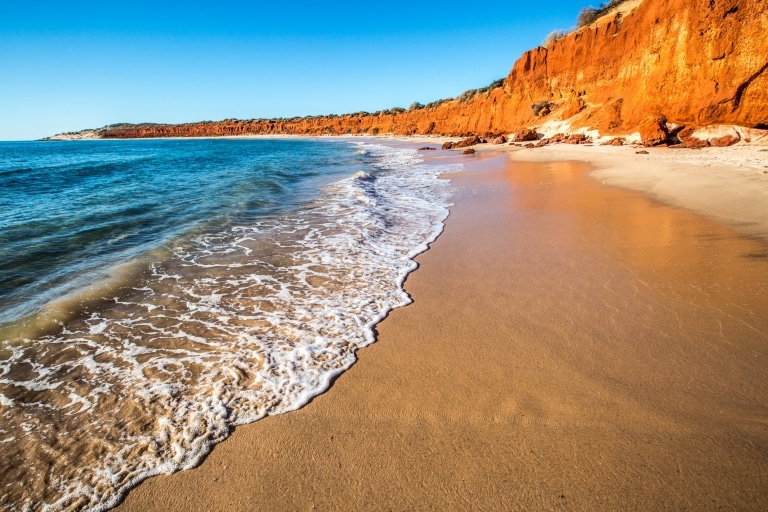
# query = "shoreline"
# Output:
<box><xmin>34</xmin><ymin>132</ymin><xmax>768</xmax><ymax>246</ymax></box>
<box><xmin>69</xmin><ymin>132</ymin><xmax>766</xmax><ymax>246</ymax></box>
<box><xmin>116</xmin><ymin>141</ymin><xmax>768</xmax><ymax>511</ymax></box>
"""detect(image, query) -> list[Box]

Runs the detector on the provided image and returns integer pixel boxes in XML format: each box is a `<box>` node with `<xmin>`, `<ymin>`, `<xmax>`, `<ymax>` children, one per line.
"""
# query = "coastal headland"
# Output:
<box><xmin>46</xmin><ymin>0</ymin><xmax>768</xmax><ymax>148</ymax></box>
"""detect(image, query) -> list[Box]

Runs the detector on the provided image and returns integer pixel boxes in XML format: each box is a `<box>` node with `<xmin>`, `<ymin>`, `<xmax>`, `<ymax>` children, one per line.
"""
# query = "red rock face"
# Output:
<box><xmin>639</xmin><ymin>114</ymin><xmax>670</xmax><ymax>146</ymax></box>
<box><xmin>97</xmin><ymin>0</ymin><xmax>767</xmax><ymax>140</ymax></box>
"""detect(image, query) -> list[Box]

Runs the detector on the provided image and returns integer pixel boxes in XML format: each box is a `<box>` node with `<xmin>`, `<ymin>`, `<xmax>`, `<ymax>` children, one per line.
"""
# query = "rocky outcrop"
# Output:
<box><xmin>513</xmin><ymin>129</ymin><xmax>539</xmax><ymax>142</ymax></box>
<box><xmin>453</xmin><ymin>136</ymin><xmax>484</xmax><ymax>148</ymax></box>
<box><xmin>49</xmin><ymin>0</ymin><xmax>768</xmax><ymax>141</ymax></box>
<box><xmin>533</xmin><ymin>133</ymin><xmax>592</xmax><ymax>147</ymax></box>
<box><xmin>681</xmin><ymin>136</ymin><xmax>710</xmax><ymax>148</ymax></box>
<box><xmin>710</xmin><ymin>134</ymin><xmax>740</xmax><ymax>147</ymax></box>
<box><xmin>564</xmin><ymin>133</ymin><xmax>588</xmax><ymax>144</ymax></box>
<box><xmin>639</xmin><ymin>114</ymin><xmax>670</xmax><ymax>147</ymax></box>
<box><xmin>601</xmin><ymin>137</ymin><xmax>627</xmax><ymax>146</ymax></box>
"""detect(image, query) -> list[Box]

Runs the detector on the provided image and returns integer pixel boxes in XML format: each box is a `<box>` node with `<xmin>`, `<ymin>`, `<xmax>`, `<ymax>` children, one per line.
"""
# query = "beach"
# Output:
<box><xmin>116</xmin><ymin>142</ymin><xmax>768</xmax><ymax>511</ymax></box>
<box><xmin>6</xmin><ymin>0</ymin><xmax>768</xmax><ymax>508</ymax></box>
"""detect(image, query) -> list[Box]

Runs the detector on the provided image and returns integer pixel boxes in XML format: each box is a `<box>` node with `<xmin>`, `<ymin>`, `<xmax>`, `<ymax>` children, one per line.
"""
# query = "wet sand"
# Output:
<box><xmin>118</xmin><ymin>151</ymin><xmax>768</xmax><ymax>511</ymax></box>
<box><xmin>503</xmin><ymin>143</ymin><xmax>768</xmax><ymax>245</ymax></box>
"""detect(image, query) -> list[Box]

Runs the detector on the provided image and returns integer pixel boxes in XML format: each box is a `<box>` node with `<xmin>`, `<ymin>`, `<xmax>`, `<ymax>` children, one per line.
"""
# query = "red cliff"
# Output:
<box><xmin>68</xmin><ymin>0</ymin><xmax>767</xmax><ymax>140</ymax></box>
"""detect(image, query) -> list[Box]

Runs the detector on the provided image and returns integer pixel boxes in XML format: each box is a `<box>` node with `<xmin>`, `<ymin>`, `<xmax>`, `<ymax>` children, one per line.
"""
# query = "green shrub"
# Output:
<box><xmin>372</xmin><ymin>127</ymin><xmax>380</xmax><ymax>134</ymax></box>
<box><xmin>409</xmin><ymin>102</ymin><xmax>425</xmax><ymax>111</ymax></box>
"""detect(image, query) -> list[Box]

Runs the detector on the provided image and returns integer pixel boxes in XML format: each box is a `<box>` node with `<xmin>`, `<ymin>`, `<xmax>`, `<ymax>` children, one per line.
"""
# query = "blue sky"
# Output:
<box><xmin>0</xmin><ymin>1</ymin><xmax>585</xmax><ymax>140</ymax></box>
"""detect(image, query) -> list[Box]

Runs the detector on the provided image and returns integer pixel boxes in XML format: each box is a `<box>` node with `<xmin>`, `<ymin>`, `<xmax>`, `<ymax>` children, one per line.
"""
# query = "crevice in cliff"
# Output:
<box><xmin>732</xmin><ymin>61</ymin><xmax>768</xmax><ymax>109</ymax></box>
<box><xmin>723</xmin><ymin>5</ymin><xmax>739</xmax><ymax>17</ymax></box>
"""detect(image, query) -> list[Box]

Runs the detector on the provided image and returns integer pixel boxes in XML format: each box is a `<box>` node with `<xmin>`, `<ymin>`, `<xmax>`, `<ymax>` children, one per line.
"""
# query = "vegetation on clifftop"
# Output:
<box><xmin>544</xmin><ymin>0</ymin><xmax>630</xmax><ymax>46</ymax></box>
<box><xmin>577</xmin><ymin>0</ymin><xmax>630</xmax><ymax>27</ymax></box>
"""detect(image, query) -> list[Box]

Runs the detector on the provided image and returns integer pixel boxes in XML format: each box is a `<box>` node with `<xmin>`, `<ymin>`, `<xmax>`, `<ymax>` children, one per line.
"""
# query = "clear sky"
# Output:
<box><xmin>0</xmin><ymin>1</ymin><xmax>586</xmax><ymax>140</ymax></box>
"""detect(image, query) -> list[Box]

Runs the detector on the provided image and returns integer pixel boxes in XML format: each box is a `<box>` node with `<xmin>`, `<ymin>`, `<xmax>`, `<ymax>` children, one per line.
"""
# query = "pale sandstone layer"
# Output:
<box><xmin>117</xmin><ymin>147</ymin><xmax>768</xmax><ymax>511</ymax></box>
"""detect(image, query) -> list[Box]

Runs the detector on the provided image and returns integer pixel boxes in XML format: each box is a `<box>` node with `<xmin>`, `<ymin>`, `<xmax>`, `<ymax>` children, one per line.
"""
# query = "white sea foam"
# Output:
<box><xmin>0</xmin><ymin>142</ymin><xmax>461</xmax><ymax>511</ymax></box>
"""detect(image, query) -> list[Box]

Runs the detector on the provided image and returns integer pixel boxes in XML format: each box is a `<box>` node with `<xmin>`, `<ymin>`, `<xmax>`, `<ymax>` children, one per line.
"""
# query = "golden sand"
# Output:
<box><xmin>117</xmin><ymin>149</ymin><xmax>768</xmax><ymax>511</ymax></box>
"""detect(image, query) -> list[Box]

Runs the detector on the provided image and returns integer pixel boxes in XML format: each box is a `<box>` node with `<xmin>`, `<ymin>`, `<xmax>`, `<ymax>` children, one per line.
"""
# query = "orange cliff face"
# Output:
<box><xmin>527</xmin><ymin>0</ymin><xmax>768</xmax><ymax>133</ymax></box>
<box><xmin>94</xmin><ymin>0</ymin><xmax>766</xmax><ymax>140</ymax></box>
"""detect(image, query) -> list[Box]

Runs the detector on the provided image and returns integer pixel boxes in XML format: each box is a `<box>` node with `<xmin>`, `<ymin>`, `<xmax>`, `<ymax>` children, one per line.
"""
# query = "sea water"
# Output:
<box><xmin>0</xmin><ymin>138</ymin><xmax>459</xmax><ymax>511</ymax></box>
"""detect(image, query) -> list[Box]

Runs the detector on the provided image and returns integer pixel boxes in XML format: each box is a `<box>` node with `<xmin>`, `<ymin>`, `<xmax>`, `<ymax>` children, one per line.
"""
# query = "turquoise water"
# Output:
<box><xmin>0</xmin><ymin>138</ymin><xmax>459</xmax><ymax>511</ymax></box>
<box><xmin>0</xmin><ymin>139</ymin><xmax>359</xmax><ymax>326</ymax></box>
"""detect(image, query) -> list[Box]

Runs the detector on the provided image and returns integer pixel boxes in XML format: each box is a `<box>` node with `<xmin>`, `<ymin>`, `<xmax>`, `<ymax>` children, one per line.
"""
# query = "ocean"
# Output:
<box><xmin>0</xmin><ymin>138</ymin><xmax>458</xmax><ymax>511</ymax></box>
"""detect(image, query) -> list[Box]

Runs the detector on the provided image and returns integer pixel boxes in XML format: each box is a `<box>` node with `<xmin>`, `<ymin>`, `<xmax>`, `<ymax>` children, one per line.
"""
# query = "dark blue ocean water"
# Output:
<box><xmin>0</xmin><ymin>139</ymin><xmax>358</xmax><ymax>325</ymax></box>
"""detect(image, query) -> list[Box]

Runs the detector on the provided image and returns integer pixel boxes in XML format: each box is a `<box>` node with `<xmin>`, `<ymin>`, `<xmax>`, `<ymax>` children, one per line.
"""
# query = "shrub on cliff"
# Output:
<box><xmin>542</xmin><ymin>30</ymin><xmax>567</xmax><ymax>46</ymax></box>
<box><xmin>424</xmin><ymin>98</ymin><xmax>450</xmax><ymax>109</ymax></box>
<box><xmin>531</xmin><ymin>100</ymin><xmax>555</xmax><ymax>117</ymax></box>
<box><xmin>486</xmin><ymin>78</ymin><xmax>505</xmax><ymax>90</ymax></box>
<box><xmin>577</xmin><ymin>0</ymin><xmax>629</xmax><ymax>27</ymax></box>
<box><xmin>457</xmin><ymin>78</ymin><xmax>505</xmax><ymax>103</ymax></box>
<box><xmin>577</xmin><ymin>7</ymin><xmax>601</xmax><ymax>27</ymax></box>
<box><xmin>458</xmin><ymin>89</ymin><xmax>477</xmax><ymax>103</ymax></box>
<box><xmin>391</xmin><ymin>107</ymin><xmax>406</xmax><ymax>114</ymax></box>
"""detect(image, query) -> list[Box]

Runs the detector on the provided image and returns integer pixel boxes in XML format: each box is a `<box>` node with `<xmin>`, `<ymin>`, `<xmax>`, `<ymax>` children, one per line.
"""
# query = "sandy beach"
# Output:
<box><xmin>117</xmin><ymin>143</ymin><xmax>768</xmax><ymax>511</ymax></box>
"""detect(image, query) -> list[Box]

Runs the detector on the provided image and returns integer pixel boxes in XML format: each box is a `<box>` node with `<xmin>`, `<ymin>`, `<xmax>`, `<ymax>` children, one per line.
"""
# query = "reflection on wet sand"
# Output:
<box><xmin>510</xmin><ymin>159</ymin><xmax>768</xmax><ymax>318</ymax></box>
